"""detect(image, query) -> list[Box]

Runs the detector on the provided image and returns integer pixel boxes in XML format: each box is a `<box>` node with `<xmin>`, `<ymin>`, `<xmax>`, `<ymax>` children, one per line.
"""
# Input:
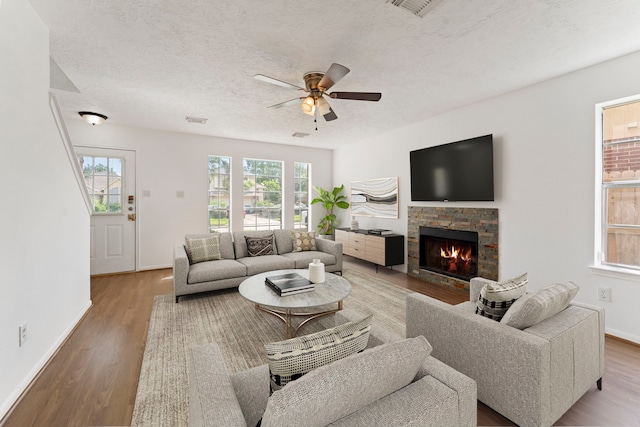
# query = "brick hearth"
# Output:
<box><xmin>408</xmin><ymin>207</ymin><xmax>499</xmax><ymax>291</ymax></box>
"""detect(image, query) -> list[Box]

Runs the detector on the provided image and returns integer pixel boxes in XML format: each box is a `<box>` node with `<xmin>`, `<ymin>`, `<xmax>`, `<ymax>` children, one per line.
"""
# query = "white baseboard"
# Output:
<box><xmin>0</xmin><ymin>300</ymin><xmax>93</xmax><ymax>421</ymax></box>
<box><xmin>606</xmin><ymin>327</ymin><xmax>640</xmax><ymax>345</ymax></box>
<box><xmin>139</xmin><ymin>264</ymin><xmax>172</xmax><ymax>271</ymax></box>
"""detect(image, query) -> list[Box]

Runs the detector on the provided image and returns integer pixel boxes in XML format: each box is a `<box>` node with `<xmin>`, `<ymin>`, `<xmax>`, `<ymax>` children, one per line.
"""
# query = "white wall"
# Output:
<box><xmin>0</xmin><ymin>0</ymin><xmax>91</xmax><ymax>418</ymax></box>
<box><xmin>64</xmin><ymin>121</ymin><xmax>334</xmax><ymax>270</ymax></box>
<box><xmin>334</xmin><ymin>50</ymin><xmax>640</xmax><ymax>344</ymax></box>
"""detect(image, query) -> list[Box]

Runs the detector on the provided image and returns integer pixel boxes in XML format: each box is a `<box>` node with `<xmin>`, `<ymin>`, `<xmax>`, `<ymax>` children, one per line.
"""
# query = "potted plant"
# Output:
<box><xmin>310</xmin><ymin>184</ymin><xmax>350</xmax><ymax>237</ymax></box>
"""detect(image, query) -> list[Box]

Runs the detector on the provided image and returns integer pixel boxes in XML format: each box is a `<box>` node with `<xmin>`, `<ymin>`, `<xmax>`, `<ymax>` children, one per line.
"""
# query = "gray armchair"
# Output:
<box><xmin>406</xmin><ymin>278</ymin><xmax>605</xmax><ymax>427</ymax></box>
<box><xmin>187</xmin><ymin>309</ymin><xmax>477</xmax><ymax>427</ymax></box>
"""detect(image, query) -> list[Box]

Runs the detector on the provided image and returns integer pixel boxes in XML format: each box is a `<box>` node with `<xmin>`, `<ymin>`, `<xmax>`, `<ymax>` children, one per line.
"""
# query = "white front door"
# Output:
<box><xmin>77</xmin><ymin>147</ymin><xmax>136</xmax><ymax>275</ymax></box>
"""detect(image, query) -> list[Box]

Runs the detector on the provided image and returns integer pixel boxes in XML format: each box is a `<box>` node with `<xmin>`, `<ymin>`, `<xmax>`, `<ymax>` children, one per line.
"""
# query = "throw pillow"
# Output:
<box><xmin>501</xmin><ymin>281</ymin><xmax>579</xmax><ymax>329</ymax></box>
<box><xmin>291</xmin><ymin>231</ymin><xmax>317</xmax><ymax>252</ymax></box>
<box><xmin>261</xmin><ymin>336</ymin><xmax>431</xmax><ymax>427</ymax></box>
<box><xmin>185</xmin><ymin>234</ymin><xmax>222</xmax><ymax>264</ymax></box>
<box><xmin>265</xmin><ymin>315</ymin><xmax>372</xmax><ymax>393</ymax></box>
<box><xmin>476</xmin><ymin>273</ymin><xmax>528</xmax><ymax>321</ymax></box>
<box><xmin>245</xmin><ymin>235</ymin><xmax>275</xmax><ymax>257</ymax></box>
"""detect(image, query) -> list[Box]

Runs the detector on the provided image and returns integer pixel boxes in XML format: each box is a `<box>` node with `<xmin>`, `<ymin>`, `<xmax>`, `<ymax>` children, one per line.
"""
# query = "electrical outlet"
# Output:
<box><xmin>19</xmin><ymin>323</ymin><xmax>28</xmax><ymax>346</ymax></box>
<box><xmin>597</xmin><ymin>287</ymin><xmax>612</xmax><ymax>302</ymax></box>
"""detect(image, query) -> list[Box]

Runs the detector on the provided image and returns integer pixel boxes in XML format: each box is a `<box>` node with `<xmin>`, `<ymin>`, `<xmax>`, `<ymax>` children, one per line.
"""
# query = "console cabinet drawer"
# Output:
<box><xmin>350</xmin><ymin>237</ymin><xmax>366</xmax><ymax>251</ymax></box>
<box><xmin>335</xmin><ymin>230</ymin><xmax>349</xmax><ymax>245</ymax></box>
<box><xmin>335</xmin><ymin>230</ymin><xmax>351</xmax><ymax>256</ymax></box>
<box><xmin>335</xmin><ymin>230</ymin><xmax>350</xmax><ymax>255</ymax></box>
<box><xmin>364</xmin><ymin>235</ymin><xmax>385</xmax><ymax>265</ymax></box>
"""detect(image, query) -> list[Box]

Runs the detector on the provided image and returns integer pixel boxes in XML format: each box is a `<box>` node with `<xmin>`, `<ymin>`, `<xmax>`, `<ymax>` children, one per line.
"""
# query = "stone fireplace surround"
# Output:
<box><xmin>408</xmin><ymin>207</ymin><xmax>499</xmax><ymax>291</ymax></box>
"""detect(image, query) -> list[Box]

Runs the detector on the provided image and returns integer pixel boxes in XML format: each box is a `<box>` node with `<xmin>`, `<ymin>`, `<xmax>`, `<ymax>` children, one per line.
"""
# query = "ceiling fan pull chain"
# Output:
<box><xmin>315</xmin><ymin>118</ymin><xmax>318</xmax><ymax>131</ymax></box>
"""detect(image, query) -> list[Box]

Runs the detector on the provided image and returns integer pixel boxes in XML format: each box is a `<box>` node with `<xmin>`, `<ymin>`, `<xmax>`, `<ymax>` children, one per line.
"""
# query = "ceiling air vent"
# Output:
<box><xmin>386</xmin><ymin>0</ymin><xmax>438</xmax><ymax>18</ymax></box>
<box><xmin>185</xmin><ymin>116</ymin><xmax>208</xmax><ymax>124</ymax></box>
<box><xmin>292</xmin><ymin>132</ymin><xmax>310</xmax><ymax>138</ymax></box>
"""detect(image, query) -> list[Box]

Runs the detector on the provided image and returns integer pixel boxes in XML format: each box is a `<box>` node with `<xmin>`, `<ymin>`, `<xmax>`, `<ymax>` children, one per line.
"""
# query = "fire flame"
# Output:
<box><xmin>440</xmin><ymin>246</ymin><xmax>472</xmax><ymax>262</ymax></box>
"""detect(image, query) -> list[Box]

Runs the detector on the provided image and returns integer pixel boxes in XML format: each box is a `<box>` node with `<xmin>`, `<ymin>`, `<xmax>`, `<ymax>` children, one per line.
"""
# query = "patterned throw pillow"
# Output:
<box><xmin>501</xmin><ymin>281</ymin><xmax>579</xmax><ymax>329</ymax></box>
<box><xmin>185</xmin><ymin>234</ymin><xmax>222</xmax><ymax>264</ymax></box>
<box><xmin>265</xmin><ymin>315</ymin><xmax>372</xmax><ymax>393</ymax></box>
<box><xmin>292</xmin><ymin>231</ymin><xmax>317</xmax><ymax>252</ymax></box>
<box><xmin>245</xmin><ymin>235</ymin><xmax>275</xmax><ymax>257</ymax></box>
<box><xmin>476</xmin><ymin>273</ymin><xmax>528</xmax><ymax>321</ymax></box>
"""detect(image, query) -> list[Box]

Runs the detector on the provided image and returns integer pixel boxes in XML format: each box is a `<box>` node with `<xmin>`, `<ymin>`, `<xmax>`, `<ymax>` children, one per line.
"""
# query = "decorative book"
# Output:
<box><xmin>368</xmin><ymin>229</ymin><xmax>393</xmax><ymax>235</ymax></box>
<box><xmin>265</xmin><ymin>272</ymin><xmax>314</xmax><ymax>296</ymax></box>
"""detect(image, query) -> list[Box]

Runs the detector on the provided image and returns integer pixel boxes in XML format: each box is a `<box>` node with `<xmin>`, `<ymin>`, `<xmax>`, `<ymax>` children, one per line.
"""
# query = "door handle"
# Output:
<box><xmin>128</xmin><ymin>214</ymin><xmax>136</xmax><ymax>221</ymax></box>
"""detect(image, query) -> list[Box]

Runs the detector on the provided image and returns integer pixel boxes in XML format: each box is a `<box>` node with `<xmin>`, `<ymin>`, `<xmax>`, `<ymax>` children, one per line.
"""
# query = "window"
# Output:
<box><xmin>243</xmin><ymin>159</ymin><xmax>282</xmax><ymax>231</ymax></box>
<box><xmin>79</xmin><ymin>155</ymin><xmax>122</xmax><ymax>214</ymax></box>
<box><xmin>294</xmin><ymin>162</ymin><xmax>310</xmax><ymax>230</ymax></box>
<box><xmin>208</xmin><ymin>156</ymin><xmax>231</xmax><ymax>233</ymax></box>
<box><xmin>597</xmin><ymin>97</ymin><xmax>640</xmax><ymax>271</ymax></box>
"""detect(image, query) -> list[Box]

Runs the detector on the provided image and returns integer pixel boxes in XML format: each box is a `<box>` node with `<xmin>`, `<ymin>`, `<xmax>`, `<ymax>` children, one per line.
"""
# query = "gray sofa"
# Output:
<box><xmin>406</xmin><ymin>277</ymin><xmax>605</xmax><ymax>427</ymax></box>
<box><xmin>174</xmin><ymin>229</ymin><xmax>342</xmax><ymax>302</ymax></box>
<box><xmin>187</xmin><ymin>309</ymin><xmax>477</xmax><ymax>427</ymax></box>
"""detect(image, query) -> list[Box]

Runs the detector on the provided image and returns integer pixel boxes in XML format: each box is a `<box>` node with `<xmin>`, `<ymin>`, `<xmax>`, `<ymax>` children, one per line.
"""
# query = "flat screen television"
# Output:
<box><xmin>410</xmin><ymin>134</ymin><xmax>494</xmax><ymax>202</ymax></box>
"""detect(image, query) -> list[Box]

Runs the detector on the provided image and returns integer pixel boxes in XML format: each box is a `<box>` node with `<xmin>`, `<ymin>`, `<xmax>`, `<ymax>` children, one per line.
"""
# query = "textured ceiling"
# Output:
<box><xmin>29</xmin><ymin>0</ymin><xmax>640</xmax><ymax>149</ymax></box>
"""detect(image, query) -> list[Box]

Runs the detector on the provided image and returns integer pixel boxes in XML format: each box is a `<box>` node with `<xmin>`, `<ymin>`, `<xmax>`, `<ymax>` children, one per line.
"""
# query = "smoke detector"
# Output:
<box><xmin>386</xmin><ymin>0</ymin><xmax>438</xmax><ymax>17</ymax></box>
<box><xmin>185</xmin><ymin>116</ymin><xmax>208</xmax><ymax>124</ymax></box>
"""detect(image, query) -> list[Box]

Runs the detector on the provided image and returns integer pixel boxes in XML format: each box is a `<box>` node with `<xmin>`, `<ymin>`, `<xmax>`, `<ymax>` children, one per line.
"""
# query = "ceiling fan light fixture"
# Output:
<box><xmin>301</xmin><ymin>96</ymin><xmax>315</xmax><ymax>116</ymax></box>
<box><xmin>256</xmin><ymin>63</ymin><xmax>380</xmax><ymax>125</ymax></box>
<box><xmin>317</xmin><ymin>97</ymin><xmax>331</xmax><ymax>115</ymax></box>
<box><xmin>78</xmin><ymin>111</ymin><xmax>107</xmax><ymax>125</ymax></box>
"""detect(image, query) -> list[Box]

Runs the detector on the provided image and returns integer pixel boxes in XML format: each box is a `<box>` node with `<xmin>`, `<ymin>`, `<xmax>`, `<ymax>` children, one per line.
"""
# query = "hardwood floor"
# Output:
<box><xmin>2</xmin><ymin>259</ymin><xmax>639</xmax><ymax>426</ymax></box>
<box><xmin>1</xmin><ymin>269</ymin><xmax>173</xmax><ymax>427</ymax></box>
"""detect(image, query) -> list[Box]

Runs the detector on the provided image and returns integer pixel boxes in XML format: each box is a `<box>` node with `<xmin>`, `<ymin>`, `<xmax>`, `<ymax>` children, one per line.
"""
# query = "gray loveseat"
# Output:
<box><xmin>406</xmin><ymin>277</ymin><xmax>605</xmax><ymax>427</ymax></box>
<box><xmin>187</xmin><ymin>309</ymin><xmax>477</xmax><ymax>427</ymax></box>
<box><xmin>174</xmin><ymin>230</ymin><xmax>342</xmax><ymax>302</ymax></box>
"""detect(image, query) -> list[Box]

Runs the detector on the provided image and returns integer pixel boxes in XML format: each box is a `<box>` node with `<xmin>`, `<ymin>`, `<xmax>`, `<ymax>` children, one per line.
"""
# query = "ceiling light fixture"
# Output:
<box><xmin>78</xmin><ymin>111</ymin><xmax>108</xmax><ymax>125</ymax></box>
<box><xmin>317</xmin><ymin>97</ymin><xmax>331</xmax><ymax>115</ymax></box>
<box><xmin>301</xmin><ymin>96</ymin><xmax>316</xmax><ymax>116</ymax></box>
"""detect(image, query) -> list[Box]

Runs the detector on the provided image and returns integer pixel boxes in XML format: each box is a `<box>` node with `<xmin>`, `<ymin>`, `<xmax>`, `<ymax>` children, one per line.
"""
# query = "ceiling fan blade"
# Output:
<box><xmin>329</xmin><ymin>92</ymin><xmax>382</xmax><ymax>101</ymax></box>
<box><xmin>267</xmin><ymin>98</ymin><xmax>302</xmax><ymax>109</ymax></box>
<box><xmin>254</xmin><ymin>74</ymin><xmax>304</xmax><ymax>91</ymax></box>
<box><xmin>323</xmin><ymin>107</ymin><xmax>338</xmax><ymax>122</ymax></box>
<box><xmin>318</xmin><ymin>63</ymin><xmax>350</xmax><ymax>91</ymax></box>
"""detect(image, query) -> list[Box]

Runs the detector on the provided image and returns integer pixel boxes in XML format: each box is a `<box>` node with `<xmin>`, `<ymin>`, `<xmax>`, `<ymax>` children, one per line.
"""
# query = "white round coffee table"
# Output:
<box><xmin>239</xmin><ymin>269</ymin><xmax>351</xmax><ymax>338</ymax></box>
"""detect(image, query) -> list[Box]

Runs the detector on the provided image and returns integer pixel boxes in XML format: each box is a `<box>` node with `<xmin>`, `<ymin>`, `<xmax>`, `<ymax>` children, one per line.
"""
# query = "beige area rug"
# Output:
<box><xmin>131</xmin><ymin>269</ymin><xmax>412</xmax><ymax>427</ymax></box>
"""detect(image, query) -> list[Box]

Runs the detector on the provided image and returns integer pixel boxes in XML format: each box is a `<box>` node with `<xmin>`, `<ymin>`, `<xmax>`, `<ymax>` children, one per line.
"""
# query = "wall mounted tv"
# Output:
<box><xmin>410</xmin><ymin>134</ymin><xmax>494</xmax><ymax>202</ymax></box>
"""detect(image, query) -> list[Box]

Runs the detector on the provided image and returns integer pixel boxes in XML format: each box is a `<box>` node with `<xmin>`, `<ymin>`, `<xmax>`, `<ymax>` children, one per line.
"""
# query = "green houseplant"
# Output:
<box><xmin>310</xmin><ymin>184</ymin><xmax>350</xmax><ymax>236</ymax></box>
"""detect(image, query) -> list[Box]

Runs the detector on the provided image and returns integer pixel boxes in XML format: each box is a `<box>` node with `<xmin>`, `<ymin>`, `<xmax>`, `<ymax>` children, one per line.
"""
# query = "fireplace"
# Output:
<box><xmin>420</xmin><ymin>227</ymin><xmax>478</xmax><ymax>280</ymax></box>
<box><xmin>408</xmin><ymin>207</ymin><xmax>498</xmax><ymax>291</ymax></box>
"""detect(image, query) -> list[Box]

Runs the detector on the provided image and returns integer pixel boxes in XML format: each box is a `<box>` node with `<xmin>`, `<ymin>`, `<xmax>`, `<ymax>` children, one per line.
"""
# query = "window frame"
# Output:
<box><xmin>293</xmin><ymin>162</ymin><xmax>310</xmax><ymax>231</ymax></box>
<box><xmin>594</xmin><ymin>93</ymin><xmax>640</xmax><ymax>276</ymax></box>
<box><xmin>78</xmin><ymin>155</ymin><xmax>124</xmax><ymax>215</ymax></box>
<box><xmin>243</xmin><ymin>158</ymin><xmax>283</xmax><ymax>231</ymax></box>
<box><xmin>208</xmin><ymin>155</ymin><xmax>231</xmax><ymax>233</ymax></box>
